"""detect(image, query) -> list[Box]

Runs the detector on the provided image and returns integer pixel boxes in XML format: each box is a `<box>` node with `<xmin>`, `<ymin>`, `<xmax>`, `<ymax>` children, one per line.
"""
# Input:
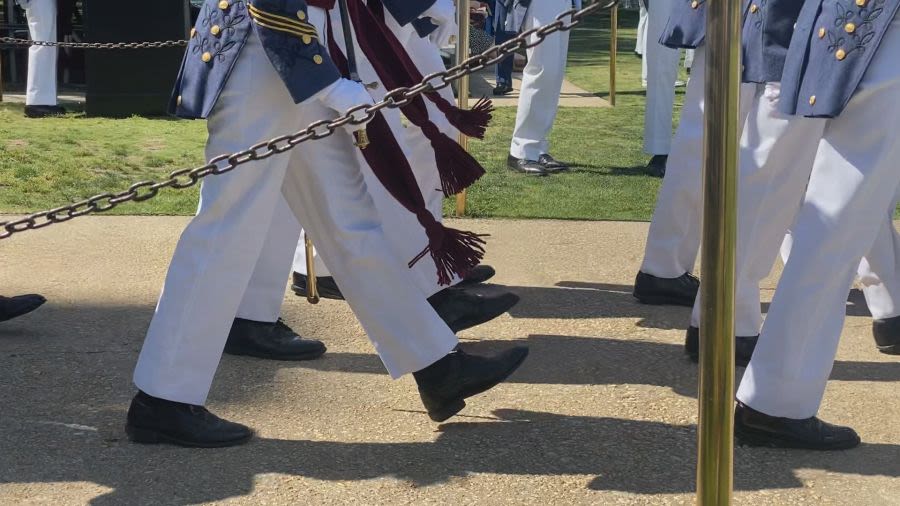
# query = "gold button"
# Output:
<box><xmin>177</xmin><ymin>95</ymin><xmax>182</xmax><ymax>106</ymax></box>
<box><xmin>818</xmin><ymin>27</ymin><xmax>826</xmax><ymax>38</ymax></box>
<box><xmin>297</xmin><ymin>10</ymin><xmax>307</xmax><ymax>20</ymax></box>
<box><xmin>190</xmin><ymin>28</ymin><xmax>197</xmax><ymax>38</ymax></box>
<box><xmin>313</xmin><ymin>54</ymin><xmax>323</xmax><ymax>65</ymax></box>
<box><xmin>845</xmin><ymin>23</ymin><xmax>856</xmax><ymax>34</ymax></box>
<box><xmin>201</xmin><ymin>52</ymin><xmax>212</xmax><ymax>63</ymax></box>
<box><xmin>302</xmin><ymin>35</ymin><xmax>312</xmax><ymax>44</ymax></box>
<box><xmin>218</xmin><ymin>0</ymin><xmax>229</xmax><ymax>9</ymax></box>
<box><xmin>809</xmin><ymin>95</ymin><xmax>816</xmax><ymax>106</ymax></box>
<box><xmin>750</xmin><ymin>3</ymin><xmax>759</xmax><ymax>13</ymax></box>
<box><xmin>856</xmin><ymin>0</ymin><xmax>866</xmax><ymax>5</ymax></box>
<box><xmin>211</xmin><ymin>25</ymin><xmax>221</xmax><ymax>36</ymax></box>
<box><xmin>835</xmin><ymin>48</ymin><xmax>846</xmax><ymax>60</ymax></box>
<box><xmin>691</xmin><ymin>0</ymin><xmax>699</xmax><ymax>8</ymax></box>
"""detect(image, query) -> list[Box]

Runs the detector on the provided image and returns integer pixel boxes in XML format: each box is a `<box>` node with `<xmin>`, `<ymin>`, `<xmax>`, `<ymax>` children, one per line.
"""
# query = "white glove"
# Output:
<box><xmin>423</xmin><ymin>0</ymin><xmax>457</xmax><ymax>47</ymax></box>
<box><xmin>317</xmin><ymin>78</ymin><xmax>376</xmax><ymax>130</ymax></box>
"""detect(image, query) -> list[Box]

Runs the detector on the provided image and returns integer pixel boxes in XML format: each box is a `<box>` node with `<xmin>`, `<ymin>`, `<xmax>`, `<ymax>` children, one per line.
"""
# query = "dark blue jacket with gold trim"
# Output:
<box><xmin>169</xmin><ymin>0</ymin><xmax>432</xmax><ymax>119</ymax></box>
<box><xmin>779</xmin><ymin>0</ymin><xmax>899</xmax><ymax>117</ymax></box>
<box><xmin>660</xmin><ymin>0</ymin><xmax>708</xmax><ymax>49</ymax></box>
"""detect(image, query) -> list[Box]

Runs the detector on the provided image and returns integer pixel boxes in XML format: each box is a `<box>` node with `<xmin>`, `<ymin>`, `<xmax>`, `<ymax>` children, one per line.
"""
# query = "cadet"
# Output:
<box><xmin>127</xmin><ymin>0</ymin><xmax>529</xmax><ymax>448</ymax></box>
<box><xmin>735</xmin><ymin>0</ymin><xmax>900</xmax><ymax>450</ymax></box>
<box><xmin>17</xmin><ymin>0</ymin><xmax>65</xmax><ymax>117</ymax></box>
<box><xmin>499</xmin><ymin>0</ymin><xmax>580</xmax><ymax>175</ymax></box>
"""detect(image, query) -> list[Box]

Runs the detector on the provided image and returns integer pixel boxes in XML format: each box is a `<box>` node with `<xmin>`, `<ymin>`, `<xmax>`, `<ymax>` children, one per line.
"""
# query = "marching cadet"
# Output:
<box><xmin>498</xmin><ymin>0</ymin><xmax>580</xmax><ymax>176</ymax></box>
<box><xmin>127</xmin><ymin>0</ymin><xmax>529</xmax><ymax>448</ymax></box>
<box><xmin>641</xmin><ymin>0</ymin><xmax>687</xmax><ymax>177</ymax></box>
<box><xmin>0</xmin><ymin>294</ymin><xmax>46</xmax><ymax>322</ymax></box>
<box><xmin>735</xmin><ymin>0</ymin><xmax>900</xmax><ymax>449</ymax></box>
<box><xmin>16</xmin><ymin>0</ymin><xmax>66</xmax><ymax>117</ymax></box>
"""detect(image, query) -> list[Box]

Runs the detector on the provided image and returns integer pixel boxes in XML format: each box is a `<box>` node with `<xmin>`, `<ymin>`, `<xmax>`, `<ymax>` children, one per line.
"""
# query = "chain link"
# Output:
<box><xmin>0</xmin><ymin>36</ymin><xmax>188</xmax><ymax>49</ymax></box>
<box><xmin>0</xmin><ymin>0</ymin><xmax>618</xmax><ymax>241</ymax></box>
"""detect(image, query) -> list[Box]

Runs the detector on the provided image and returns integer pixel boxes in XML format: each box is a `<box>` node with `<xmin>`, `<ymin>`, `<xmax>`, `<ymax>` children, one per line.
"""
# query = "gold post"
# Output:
<box><xmin>608</xmin><ymin>4</ymin><xmax>618</xmax><ymax>106</ymax></box>
<box><xmin>304</xmin><ymin>234</ymin><xmax>320</xmax><ymax>305</ymax></box>
<box><xmin>454</xmin><ymin>1</ymin><xmax>471</xmax><ymax>217</ymax></box>
<box><xmin>696</xmin><ymin>0</ymin><xmax>742</xmax><ymax>504</ymax></box>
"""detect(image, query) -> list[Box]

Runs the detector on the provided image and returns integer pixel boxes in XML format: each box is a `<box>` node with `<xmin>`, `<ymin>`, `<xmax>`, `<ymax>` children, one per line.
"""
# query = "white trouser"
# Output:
<box><xmin>642</xmin><ymin>0</ymin><xmax>682</xmax><ymax>155</ymax></box>
<box><xmin>782</xmin><ymin>193</ymin><xmax>900</xmax><ymax>321</ymax></box>
<box><xmin>292</xmin><ymin>9</ymin><xmax>450</xmax><ymax>298</ymax></box>
<box><xmin>640</xmin><ymin>47</ymin><xmax>756</xmax><ymax>280</ymax></box>
<box><xmin>24</xmin><ymin>0</ymin><xmax>58</xmax><ymax>106</ymax></box>
<box><xmin>134</xmin><ymin>32</ymin><xmax>458</xmax><ymax>405</ymax></box>
<box><xmin>688</xmin><ymin>83</ymin><xmax>827</xmax><ymax>336</ymax></box>
<box><xmin>636</xmin><ymin>0</ymin><xmax>648</xmax><ymax>57</ymax></box>
<box><xmin>737</xmin><ymin>15</ymin><xmax>900</xmax><ymax>419</ymax></box>
<box><xmin>509</xmin><ymin>0</ymin><xmax>571</xmax><ymax>161</ymax></box>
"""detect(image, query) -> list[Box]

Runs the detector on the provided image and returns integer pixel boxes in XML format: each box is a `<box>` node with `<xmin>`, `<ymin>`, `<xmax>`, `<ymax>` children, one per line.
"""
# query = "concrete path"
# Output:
<box><xmin>1</xmin><ymin>217</ymin><xmax>898</xmax><ymax>505</ymax></box>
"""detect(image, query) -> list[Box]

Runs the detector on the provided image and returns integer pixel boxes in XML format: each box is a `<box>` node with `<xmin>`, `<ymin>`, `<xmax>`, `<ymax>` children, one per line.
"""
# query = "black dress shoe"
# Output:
<box><xmin>872</xmin><ymin>316</ymin><xmax>900</xmax><ymax>355</ymax></box>
<box><xmin>538</xmin><ymin>153</ymin><xmax>570</xmax><ymax>172</ymax></box>
<box><xmin>507</xmin><ymin>155</ymin><xmax>548</xmax><ymax>176</ymax></box>
<box><xmin>429</xmin><ymin>286</ymin><xmax>520</xmax><ymax>333</ymax></box>
<box><xmin>734</xmin><ymin>401</ymin><xmax>860</xmax><ymax>450</ymax></box>
<box><xmin>414</xmin><ymin>346</ymin><xmax>529</xmax><ymax>422</ymax></box>
<box><xmin>125</xmin><ymin>391</ymin><xmax>254</xmax><ymax>448</ymax></box>
<box><xmin>0</xmin><ymin>294</ymin><xmax>47</xmax><ymax>322</ymax></box>
<box><xmin>492</xmin><ymin>83</ymin><xmax>513</xmax><ymax>96</ymax></box>
<box><xmin>224</xmin><ymin>318</ymin><xmax>326</xmax><ymax>361</ymax></box>
<box><xmin>646</xmin><ymin>154</ymin><xmax>668</xmax><ymax>178</ymax></box>
<box><xmin>24</xmin><ymin>105</ymin><xmax>66</xmax><ymax>118</ymax></box>
<box><xmin>456</xmin><ymin>264</ymin><xmax>496</xmax><ymax>288</ymax></box>
<box><xmin>292</xmin><ymin>272</ymin><xmax>345</xmax><ymax>300</ymax></box>
<box><xmin>633</xmin><ymin>271</ymin><xmax>699</xmax><ymax>307</ymax></box>
<box><xmin>684</xmin><ymin>326</ymin><xmax>758</xmax><ymax>367</ymax></box>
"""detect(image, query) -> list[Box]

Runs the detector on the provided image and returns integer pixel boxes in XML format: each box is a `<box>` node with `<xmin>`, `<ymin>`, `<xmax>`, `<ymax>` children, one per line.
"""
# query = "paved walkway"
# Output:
<box><xmin>1</xmin><ymin>217</ymin><xmax>897</xmax><ymax>505</ymax></box>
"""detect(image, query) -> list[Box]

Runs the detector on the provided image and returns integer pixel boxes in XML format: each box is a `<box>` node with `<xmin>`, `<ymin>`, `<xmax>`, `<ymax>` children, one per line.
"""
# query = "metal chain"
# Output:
<box><xmin>0</xmin><ymin>0</ymin><xmax>618</xmax><ymax>241</ymax></box>
<box><xmin>0</xmin><ymin>36</ymin><xmax>188</xmax><ymax>49</ymax></box>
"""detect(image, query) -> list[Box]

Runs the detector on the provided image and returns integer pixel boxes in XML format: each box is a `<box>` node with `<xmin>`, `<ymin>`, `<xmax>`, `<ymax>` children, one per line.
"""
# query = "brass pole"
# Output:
<box><xmin>454</xmin><ymin>1</ymin><xmax>470</xmax><ymax>217</ymax></box>
<box><xmin>608</xmin><ymin>4</ymin><xmax>617</xmax><ymax>106</ymax></box>
<box><xmin>696</xmin><ymin>0</ymin><xmax>742</xmax><ymax>503</ymax></box>
<box><xmin>304</xmin><ymin>234</ymin><xmax>320</xmax><ymax>305</ymax></box>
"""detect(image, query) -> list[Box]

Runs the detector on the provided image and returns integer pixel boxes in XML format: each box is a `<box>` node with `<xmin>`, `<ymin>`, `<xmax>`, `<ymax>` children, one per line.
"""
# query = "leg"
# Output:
<box><xmin>859</xmin><ymin>193</ymin><xmax>900</xmax><ymax>354</ymax></box>
<box><xmin>24</xmin><ymin>0</ymin><xmax>59</xmax><ymax>109</ymax></box>
<box><xmin>509</xmin><ymin>0</ymin><xmax>571</xmax><ymax>161</ymax></box>
<box><xmin>642</xmin><ymin>0</ymin><xmax>680</xmax><ymax>157</ymax></box>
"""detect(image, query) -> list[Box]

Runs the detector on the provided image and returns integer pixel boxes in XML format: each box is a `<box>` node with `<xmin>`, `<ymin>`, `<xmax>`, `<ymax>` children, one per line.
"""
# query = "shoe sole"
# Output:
<box><xmin>507</xmin><ymin>166</ymin><xmax>548</xmax><ymax>177</ymax></box>
<box><xmin>877</xmin><ymin>343</ymin><xmax>900</xmax><ymax>355</ymax></box>
<box><xmin>454</xmin><ymin>272</ymin><xmax>497</xmax><ymax>289</ymax></box>
<box><xmin>427</xmin><ymin>348</ymin><xmax>530</xmax><ymax>423</ymax></box>
<box><xmin>734</xmin><ymin>424</ymin><xmax>860</xmax><ymax>451</ymax></box>
<box><xmin>633</xmin><ymin>292</ymin><xmax>695</xmax><ymax>307</ymax></box>
<box><xmin>223</xmin><ymin>346</ymin><xmax>327</xmax><ymax>361</ymax></box>
<box><xmin>447</xmin><ymin>294</ymin><xmax>521</xmax><ymax>333</ymax></box>
<box><xmin>126</xmin><ymin>425</ymin><xmax>254</xmax><ymax>448</ymax></box>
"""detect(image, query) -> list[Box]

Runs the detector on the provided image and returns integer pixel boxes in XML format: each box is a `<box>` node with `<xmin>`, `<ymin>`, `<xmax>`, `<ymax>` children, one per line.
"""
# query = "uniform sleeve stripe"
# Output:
<box><xmin>248</xmin><ymin>4</ymin><xmax>318</xmax><ymax>35</ymax></box>
<box><xmin>252</xmin><ymin>18</ymin><xmax>320</xmax><ymax>40</ymax></box>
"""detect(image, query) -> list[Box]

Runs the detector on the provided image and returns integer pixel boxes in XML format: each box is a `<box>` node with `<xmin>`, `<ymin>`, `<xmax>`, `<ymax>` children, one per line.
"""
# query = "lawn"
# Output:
<box><xmin>0</xmin><ymin>9</ymin><xmax>685</xmax><ymax>221</ymax></box>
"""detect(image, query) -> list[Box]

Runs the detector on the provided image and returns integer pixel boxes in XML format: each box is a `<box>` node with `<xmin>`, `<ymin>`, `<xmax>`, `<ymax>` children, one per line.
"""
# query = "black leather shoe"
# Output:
<box><xmin>684</xmin><ymin>326</ymin><xmax>758</xmax><ymax>367</ymax></box>
<box><xmin>0</xmin><ymin>294</ymin><xmax>47</xmax><ymax>322</ymax></box>
<box><xmin>633</xmin><ymin>271</ymin><xmax>699</xmax><ymax>307</ymax></box>
<box><xmin>429</xmin><ymin>286</ymin><xmax>520</xmax><ymax>333</ymax></box>
<box><xmin>125</xmin><ymin>391</ymin><xmax>254</xmax><ymax>448</ymax></box>
<box><xmin>456</xmin><ymin>264</ymin><xmax>496</xmax><ymax>288</ymax></box>
<box><xmin>292</xmin><ymin>272</ymin><xmax>345</xmax><ymax>300</ymax></box>
<box><xmin>734</xmin><ymin>401</ymin><xmax>860</xmax><ymax>450</ymax></box>
<box><xmin>492</xmin><ymin>83</ymin><xmax>513</xmax><ymax>96</ymax></box>
<box><xmin>646</xmin><ymin>154</ymin><xmax>668</xmax><ymax>178</ymax></box>
<box><xmin>507</xmin><ymin>155</ymin><xmax>548</xmax><ymax>176</ymax></box>
<box><xmin>224</xmin><ymin>318</ymin><xmax>326</xmax><ymax>361</ymax></box>
<box><xmin>414</xmin><ymin>346</ymin><xmax>529</xmax><ymax>422</ymax></box>
<box><xmin>538</xmin><ymin>153</ymin><xmax>570</xmax><ymax>172</ymax></box>
<box><xmin>872</xmin><ymin>316</ymin><xmax>900</xmax><ymax>355</ymax></box>
<box><xmin>24</xmin><ymin>105</ymin><xmax>66</xmax><ymax>118</ymax></box>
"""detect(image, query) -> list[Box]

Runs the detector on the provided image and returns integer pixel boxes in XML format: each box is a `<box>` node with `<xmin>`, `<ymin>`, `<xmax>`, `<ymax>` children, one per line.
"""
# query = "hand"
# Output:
<box><xmin>318</xmin><ymin>79</ymin><xmax>376</xmax><ymax>130</ymax></box>
<box><xmin>422</xmin><ymin>0</ymin><xmax>456</xmax><ymax>26</ymax></box>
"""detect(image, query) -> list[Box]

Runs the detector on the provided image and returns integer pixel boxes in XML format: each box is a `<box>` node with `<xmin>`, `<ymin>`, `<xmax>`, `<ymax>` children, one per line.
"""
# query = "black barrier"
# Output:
<box><xmin>83</xmin><ymin>0</ymin><xmax>190</xmax><ymax>117</ymax></box>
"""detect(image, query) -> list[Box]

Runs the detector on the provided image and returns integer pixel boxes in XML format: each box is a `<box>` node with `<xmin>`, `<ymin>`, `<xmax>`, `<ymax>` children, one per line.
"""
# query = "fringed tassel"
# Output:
<box><xmin>435</xmin><ymin>96</ymin><xmax>495</xmax><ymax>140</ymax></box>
<box><xmin>410</xmin><ymin>213</ymin><xmax>486</xmax><ymax>286</ymax></box>
<box><xmin>421</xmin><ymin>124</ymin><xmax>486</xmax><ymax>196</ymax></box>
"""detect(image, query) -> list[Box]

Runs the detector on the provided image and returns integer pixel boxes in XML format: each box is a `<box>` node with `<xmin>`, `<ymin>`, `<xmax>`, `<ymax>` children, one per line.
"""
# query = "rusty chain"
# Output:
<box><xmin>0</xmin><ymin>0</ymin><xmax>618</xmax><ymax>240</ymax></box>
<box><xmin>0</xmin><ymin>36</ymin><xmax>188</xmax><ymax>49</ymax></box>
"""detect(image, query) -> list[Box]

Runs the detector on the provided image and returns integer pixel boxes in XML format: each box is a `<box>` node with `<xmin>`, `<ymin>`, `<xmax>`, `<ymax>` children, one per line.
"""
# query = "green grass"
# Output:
<box><xmin>0</xmin><ymin>10</ymin><xmax>683</xmax><ymax>221</ymax></box>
